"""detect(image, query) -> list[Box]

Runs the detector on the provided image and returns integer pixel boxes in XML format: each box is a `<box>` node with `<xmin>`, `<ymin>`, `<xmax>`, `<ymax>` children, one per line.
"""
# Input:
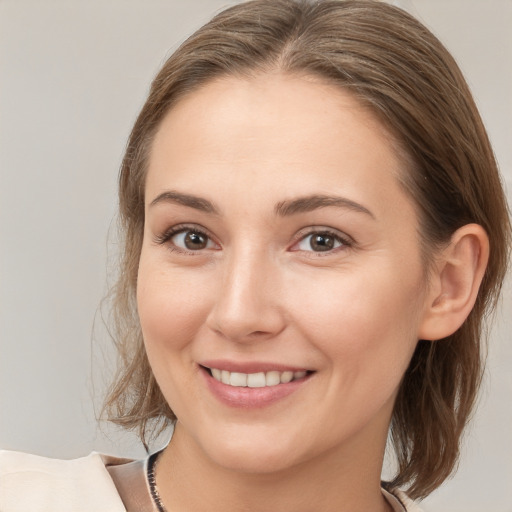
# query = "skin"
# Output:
<box><xmin>137</xmin><ymin>73</ymin><xmax>445</xmax><ymax>512</ymax></box>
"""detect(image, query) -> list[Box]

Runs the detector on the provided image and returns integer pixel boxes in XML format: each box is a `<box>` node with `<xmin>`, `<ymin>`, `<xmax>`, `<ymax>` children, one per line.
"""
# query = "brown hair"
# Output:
<box><xmin>103</xmin><ymin>0</ymin><xmax>511</xmax><ymax>499</ymax></box>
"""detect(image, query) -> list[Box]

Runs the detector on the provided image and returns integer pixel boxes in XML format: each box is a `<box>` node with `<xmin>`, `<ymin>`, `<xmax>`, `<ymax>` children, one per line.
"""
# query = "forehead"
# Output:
<box><xmin>146</xmin><ymin>73</ymin><xmax>412</xmax><ymax>220</ymax></box>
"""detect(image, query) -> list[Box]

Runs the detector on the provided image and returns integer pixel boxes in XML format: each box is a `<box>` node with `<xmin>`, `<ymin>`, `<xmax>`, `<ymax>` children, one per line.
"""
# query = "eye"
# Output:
<box><xmin>154</xmin><ymin>225</ymin><xmax>219</xmax><ymax>253</ymax></box>
<box><xmin>172</xmin><ymin>230</ymin><xmax>215</xmax><ymax>251</ymax></box>
<box><xmin>292</xmin><ymin>229</ymin><xmax>350</xmax><ymax>253</ymax></box>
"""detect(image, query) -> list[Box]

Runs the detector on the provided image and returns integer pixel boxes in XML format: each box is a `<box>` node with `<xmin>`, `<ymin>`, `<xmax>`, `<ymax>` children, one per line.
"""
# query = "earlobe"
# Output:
<box><xmin>418</xmin><ymin>224</ymin><xmax>489</xmax><ymax>341</ymax></box>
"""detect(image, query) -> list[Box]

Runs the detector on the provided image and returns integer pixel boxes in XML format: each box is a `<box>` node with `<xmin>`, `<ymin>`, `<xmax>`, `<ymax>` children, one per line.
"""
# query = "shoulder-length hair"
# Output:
<box><xmin>103</xmin><ymin>0</ymin><xmax>511</xmax><ymax>499</ymax></box>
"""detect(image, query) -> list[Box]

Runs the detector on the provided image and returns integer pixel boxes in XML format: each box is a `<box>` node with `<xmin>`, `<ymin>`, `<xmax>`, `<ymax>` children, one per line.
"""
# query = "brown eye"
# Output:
<box><xmin>168</xmin><ymin>229</ymin><xmax>216</xmax><ymax>251</ymax></box>
<box><xmin>184</xmin><ymin>231</ymin><xmax>208</xmax><ymax>250</ymax></box>
<box><xmin>310</xmin><ymin>233</ymin><xmax>336</xmax><ymax>251</ymax></box>
<box><xmin>294</xmin><ymin>230</ymin><xmax>346</xmax><ymax>253</ymax></box>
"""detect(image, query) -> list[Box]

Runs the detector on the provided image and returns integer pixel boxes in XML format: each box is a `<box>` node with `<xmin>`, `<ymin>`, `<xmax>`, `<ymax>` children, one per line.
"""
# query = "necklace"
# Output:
<box><xmin>147</xmin><ymin>451</ymin><xmax>167</xmax><ymax>512</ymax></box>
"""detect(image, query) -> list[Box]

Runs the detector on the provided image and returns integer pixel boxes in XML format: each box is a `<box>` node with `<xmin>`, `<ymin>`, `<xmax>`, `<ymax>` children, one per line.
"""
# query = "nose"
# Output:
<box><xmin>206</xmin><ymin>249</ymin><xmax>286</xmax><ymax>343</ymax></box>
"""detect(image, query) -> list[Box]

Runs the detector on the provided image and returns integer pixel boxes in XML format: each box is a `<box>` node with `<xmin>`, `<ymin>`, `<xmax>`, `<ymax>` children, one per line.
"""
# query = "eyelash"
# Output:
<box><xmin>153</xmin><ymin>224</ymin><xmax>353</xmax><ymax>256</ymax></box>
<box><xmin>153</xmin><ymin>224</ymin><xmax>216</xmax><ymax>255</ymax></box>
<box><xmin>291</xmin><ymin>228</ymin><xmax>353</xmax><ymax>257</ymax></box>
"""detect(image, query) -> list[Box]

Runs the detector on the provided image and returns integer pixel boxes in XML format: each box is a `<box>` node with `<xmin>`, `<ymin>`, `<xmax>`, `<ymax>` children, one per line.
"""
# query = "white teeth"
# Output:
<box><xmin>265</xmin><ymin>371</ymin><xmax>281</xmax><ymax>386</ymax></box>
<box><xmin>230</xmin><ymin>372</ymin><xmax>247</xmax><ymax>387</ymax></box>
<box><xmin>280</xmin><ymin>371</ymin><xmax>293</xmax><ymax>383</ymax></box>
<box><xmin>208</xmin><ymin>368</ymin><xmax>309</xmax><ymax>387</ymax></box>
<box><xmin>247</xmin><ymin>372</ymin><xmax>266</xmax><ymax>388</ymax></box>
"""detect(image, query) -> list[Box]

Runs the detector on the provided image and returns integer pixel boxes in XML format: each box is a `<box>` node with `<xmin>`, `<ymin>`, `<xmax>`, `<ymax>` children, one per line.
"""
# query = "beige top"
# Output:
<box><xmin>0</xmin><ymin>450</ymin><xmax>423</xmax><ymax>512</ymax></box>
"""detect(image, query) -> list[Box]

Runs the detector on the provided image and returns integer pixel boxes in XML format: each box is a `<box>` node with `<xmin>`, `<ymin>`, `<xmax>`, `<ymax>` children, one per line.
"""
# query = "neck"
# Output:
<box><xmin>155</xmin><ymin>423</ymin><xmax>393</xmax><ymax>512</ymax></box>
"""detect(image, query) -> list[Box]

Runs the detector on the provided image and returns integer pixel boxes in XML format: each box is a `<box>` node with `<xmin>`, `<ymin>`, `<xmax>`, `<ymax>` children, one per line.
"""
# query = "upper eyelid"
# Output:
<box><xmin>153</xmin><ymin>223</ymin><xmax>216</xmax><ymax>245</ymax></box>
<box><xmin>153</xmin><ymin>223</ymin><xmax>354</xmax><ymax>249</ymax></box>
<box><xmin>292</xmin><ymin>226</ymin><xmax>354</xmax><ymax>244</ymax></box>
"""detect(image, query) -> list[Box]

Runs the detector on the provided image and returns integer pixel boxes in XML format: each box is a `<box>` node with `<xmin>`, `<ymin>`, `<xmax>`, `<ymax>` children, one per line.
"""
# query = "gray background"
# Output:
<box><xmin>0</xmin><ymin>1</ymin><xmax>511</xmax><ymax>510</ymax></box>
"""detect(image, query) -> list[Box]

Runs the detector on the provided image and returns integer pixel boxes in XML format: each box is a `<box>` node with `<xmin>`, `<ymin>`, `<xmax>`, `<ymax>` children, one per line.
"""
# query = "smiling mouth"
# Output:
<box><xmin>202</xmin><ymin>366</ymin><xmax>312</xmax><ymax>388</ymax></box>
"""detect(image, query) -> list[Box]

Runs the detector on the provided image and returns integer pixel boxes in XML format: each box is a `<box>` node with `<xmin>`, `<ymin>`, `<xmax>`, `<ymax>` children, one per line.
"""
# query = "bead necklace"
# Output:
<box><xmin>147</xmin><ymin>451</ymin><xmax>167</xmax><ymax>512</ymax></box>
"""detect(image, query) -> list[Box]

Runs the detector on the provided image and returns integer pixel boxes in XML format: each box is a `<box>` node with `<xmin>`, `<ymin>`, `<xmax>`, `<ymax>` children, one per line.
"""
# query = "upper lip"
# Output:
<box><xmin>200</xmin><ymin>360</ymin><xmax>312</xmax><ymax>374</ymax></box>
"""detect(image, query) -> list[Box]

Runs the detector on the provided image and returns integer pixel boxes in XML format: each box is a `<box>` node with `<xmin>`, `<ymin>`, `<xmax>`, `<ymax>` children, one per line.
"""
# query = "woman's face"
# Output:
<box><xmin>138</xmin><ymin>74</ymin><xmax>432</xmax><ymax>473</ymax></box>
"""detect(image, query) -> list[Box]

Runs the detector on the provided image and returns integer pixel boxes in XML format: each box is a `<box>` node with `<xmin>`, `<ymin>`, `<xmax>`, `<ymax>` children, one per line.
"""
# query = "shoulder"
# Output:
<box><xmin>0</xmin><ymin>450</ymin><xmax>127</xmax><ymax>512</ymax></box>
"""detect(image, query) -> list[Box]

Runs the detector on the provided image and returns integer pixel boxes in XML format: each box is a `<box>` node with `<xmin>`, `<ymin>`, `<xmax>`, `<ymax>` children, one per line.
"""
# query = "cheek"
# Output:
<box><xmin>287</xmin><ymin>264</ymin><xmax>424</xmax><ymax>383</ymax></box>
<box><xmin>136</xmin><ymin>256</ymin><xmax>218</xmax><ymax>415</ymax></box>
<box><xmin>137</xmin><ymin>257</ymin><xmax>214</xmax><ymax>352</ymax></box>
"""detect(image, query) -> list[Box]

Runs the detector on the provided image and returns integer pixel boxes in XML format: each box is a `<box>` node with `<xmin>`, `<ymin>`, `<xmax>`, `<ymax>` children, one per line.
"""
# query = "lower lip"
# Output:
<box><xmin>201</xmin><ymin>368</ymin><xmax>312</xmax><ymax>408</ymax></box>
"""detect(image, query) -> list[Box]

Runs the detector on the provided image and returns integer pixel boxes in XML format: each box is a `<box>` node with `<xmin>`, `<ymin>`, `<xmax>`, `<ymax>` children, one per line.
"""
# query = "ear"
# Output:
<box><xmin>418</xmin><ymin>224</ymin><xmax>489</xmax><ymax>340</ymax></box>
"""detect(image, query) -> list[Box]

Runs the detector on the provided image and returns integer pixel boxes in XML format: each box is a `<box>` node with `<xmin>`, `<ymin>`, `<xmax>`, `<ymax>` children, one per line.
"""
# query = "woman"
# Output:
<box><xmin>1</xmin><ymin>1</ymin><xmax>510</xmax><ymax>511</ymax></box>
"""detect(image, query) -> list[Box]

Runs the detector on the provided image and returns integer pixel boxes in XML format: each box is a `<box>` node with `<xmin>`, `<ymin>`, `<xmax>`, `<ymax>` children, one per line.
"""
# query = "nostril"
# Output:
<box><xmin>249</xmin><ymin>331</ymin><xmax>270</xmax><ymax>337</ymax></box>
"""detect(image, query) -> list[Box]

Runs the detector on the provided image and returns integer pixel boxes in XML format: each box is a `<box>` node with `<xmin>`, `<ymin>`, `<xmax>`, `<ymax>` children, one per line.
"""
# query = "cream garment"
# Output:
<box><xmin>0</xmin><ymin>449</ymin><xmax>423</xmax><ymax>512</ymax></box>
<box><xmin>0</xmin><ymin>450</ymin><xmax>129</xmax><ymax>512</ymax></box>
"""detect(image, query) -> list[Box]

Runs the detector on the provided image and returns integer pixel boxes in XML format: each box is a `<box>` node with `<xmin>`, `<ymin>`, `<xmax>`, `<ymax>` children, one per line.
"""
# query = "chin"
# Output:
<box><xmin>196</xmin><ymin>426</ymin><xmax>304</xmax><ymax>475</ymax></box>
<box><xmin>211</xmin><ymin>447</ymin><xmax>297</xmax><ymax>475</ymax></box>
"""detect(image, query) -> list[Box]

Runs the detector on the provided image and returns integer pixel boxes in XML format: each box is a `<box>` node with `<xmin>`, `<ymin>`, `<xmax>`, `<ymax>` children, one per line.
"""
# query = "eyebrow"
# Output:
<box><xmin>149</xmin><ymin>190</ymin><xmax>220</xmax><ymax>214</ymax></box>
<box><xmin>149</xmin><ymin>190</ymin><xmax>375</xmax><ymax>219</ymax></box>
<box><xmin>274</xmin><ymin>194</ymin><xmax>375</xmax><ymax>219</ymax></box>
